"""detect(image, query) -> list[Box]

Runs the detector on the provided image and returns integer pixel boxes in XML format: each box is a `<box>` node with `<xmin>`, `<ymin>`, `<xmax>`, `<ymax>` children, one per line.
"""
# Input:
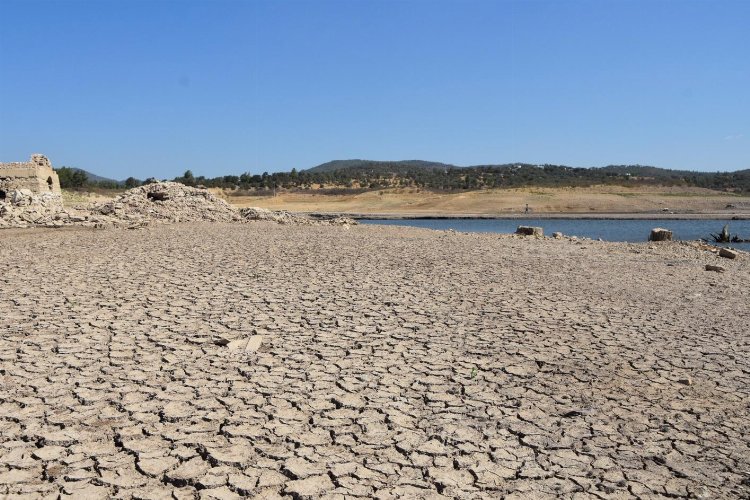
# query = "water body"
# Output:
<box><xmin>360</xmin><ymin>218</ymin><xmax>750</xmax><ymax>250</ymax></box>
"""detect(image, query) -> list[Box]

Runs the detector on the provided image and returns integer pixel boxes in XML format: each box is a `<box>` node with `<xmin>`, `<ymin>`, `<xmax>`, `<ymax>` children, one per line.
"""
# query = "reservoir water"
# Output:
<box><xmin>360</xmin><ymin>218</ymin><xmax>750</xmax><ymax>250</ymax></box>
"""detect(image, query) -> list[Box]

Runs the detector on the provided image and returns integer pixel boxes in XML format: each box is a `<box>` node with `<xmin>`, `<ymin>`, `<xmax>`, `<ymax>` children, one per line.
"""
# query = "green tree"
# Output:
<box><xmin>55</xmin><ymin>167</ymin><xmax>88</xmax><ymax>188</ymax></box>
<box><xmin>124</xmin><ymin>177</ymin><xmax>140</xmax><ymax>188</ymax></box>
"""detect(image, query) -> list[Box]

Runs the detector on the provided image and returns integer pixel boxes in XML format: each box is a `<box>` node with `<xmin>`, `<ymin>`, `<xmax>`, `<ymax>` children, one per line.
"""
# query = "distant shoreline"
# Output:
<box><xmin>310</xmin><ymin>212</ymin><xmax>750</xmax><ymax>221</ymax></box>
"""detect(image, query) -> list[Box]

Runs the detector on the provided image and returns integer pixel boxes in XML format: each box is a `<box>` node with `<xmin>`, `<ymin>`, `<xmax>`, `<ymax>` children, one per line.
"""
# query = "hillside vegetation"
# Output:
<box><xmin>57</xmin><ymin>160</ymin><xmax>750</xmax><ymax>194</ymax></box>
<box><xmin>200</xmin><ymin>161</ymin><xmax>750</xmax><ymax>194</ymax></box>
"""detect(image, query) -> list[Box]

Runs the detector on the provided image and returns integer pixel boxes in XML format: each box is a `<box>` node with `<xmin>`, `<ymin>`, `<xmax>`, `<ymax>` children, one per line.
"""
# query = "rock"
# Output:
<box><xmin>12</xmin><ymin>189</ymin><xmax>34</xmax><ymax>205</ymax></box>
<box><xmin>649</xmin><ymin>228</ymin><xmax>673</xmax><ymax>241</ymax></box>
<box><xmin>552</xmin><ymin>232</ymin><xmax>564</xmax><ymax>239</ymax></box>
<box><xmin>719</xmin><ymin>248</ymin><xmax>738</xmax><ymax>259</ymax></box>
<box><xmin>516</xmin><ymin>226</ymin><xmax>543</xmax><ymax>237</ymax></box>
<box><xmin>0</xmin><ymin>189</ymin><xmax>66</xmax><ymax>228</ymax></box>
<box><xmin>226</xmin><ymin>338</ymin><xmax>247</xmax><ymax>350</ymax></box>
<box><xmin>705</xmin><ymin>264</ymin><xmax>725</xmax><ymax>273</ymax></box>
<box><xmin>678</xmin><ymin>377</ymin><xmax>693</xmax><ymax>386</ymax></box>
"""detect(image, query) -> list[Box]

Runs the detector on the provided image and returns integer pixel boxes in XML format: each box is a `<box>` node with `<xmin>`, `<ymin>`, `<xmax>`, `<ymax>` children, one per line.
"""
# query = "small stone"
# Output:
<box><xmin>705</xmin><ymin>264</ymin><xmax>726</xmax><ymax>273</ymax></box>
<box><xmin>245</xmin><ymin>335</ymin><xmax>262</xmax><ymax>352</ymax></box>
<box><xmin>719</xmin><ymin>248</ymin><xmax>738</xmax><ymax>259</ymax></box>
<box><xmin>678</xmin><ymin>377</ymin><xmax>693</xmax><ymax>386</ymax></box>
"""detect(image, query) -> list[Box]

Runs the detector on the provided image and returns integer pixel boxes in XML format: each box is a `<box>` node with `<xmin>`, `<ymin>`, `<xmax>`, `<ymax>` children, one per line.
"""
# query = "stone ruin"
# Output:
<box><xmin>0</xmin><ymin>154</ymin><xmax>68</xmax><ymax>227</ymax></box>
<box><xmin>1</xmin><ymin>156</ymin><xmax>357</xmax><ymax>228</ymax></box>
<box><xmin>0</xmin><ymin>154</ymin><xmax>62</xmax><ymax>201</ymax></box>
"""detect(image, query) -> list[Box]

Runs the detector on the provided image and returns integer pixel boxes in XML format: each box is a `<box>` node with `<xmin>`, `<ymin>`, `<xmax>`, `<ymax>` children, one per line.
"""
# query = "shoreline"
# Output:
<box><xmin>308</xmin><ymin>211</ymin><xmax>750</xmax><ymax>221</ymax></box>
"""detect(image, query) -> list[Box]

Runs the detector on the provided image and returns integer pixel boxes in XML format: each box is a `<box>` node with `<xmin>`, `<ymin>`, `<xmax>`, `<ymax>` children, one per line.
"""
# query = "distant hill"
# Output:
<box><xmin>66</xmin><ymin>167</ymin><xmax>121</xmax><ymax>185</ymax></box>
<box><xmin>293</xmin><ymin>160</ymin><xmax>750</xmax><ymax>193</ymax></box>
<box><xmin>306</xmin><ymin>159</ymin><xmax>459</xmax><ymax>174</ymax></box>
<box><xmin>55</xmin><ymin>160</ymin><xmax>750</xmax><ymax>193</ymax></box>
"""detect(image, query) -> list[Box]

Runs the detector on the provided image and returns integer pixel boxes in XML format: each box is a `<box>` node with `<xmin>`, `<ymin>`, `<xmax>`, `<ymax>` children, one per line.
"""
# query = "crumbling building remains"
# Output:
<box><xmin>0</xmin><ymin>154</ymin><xmax>61</xmax><ymax>201</ymax></box>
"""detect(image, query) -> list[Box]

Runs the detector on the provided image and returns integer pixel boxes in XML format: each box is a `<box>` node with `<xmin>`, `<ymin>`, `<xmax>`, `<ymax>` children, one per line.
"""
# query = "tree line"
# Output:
<box><xmin>56</xmin><ymin>163</ymin><xmax>750</xmax><ymax>193</ymax></box>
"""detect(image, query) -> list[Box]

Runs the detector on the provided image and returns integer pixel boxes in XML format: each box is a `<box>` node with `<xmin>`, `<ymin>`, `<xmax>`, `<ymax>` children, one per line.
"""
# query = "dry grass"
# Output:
<box><xmin>219</xmin><ymin>185</ymin><xmax>750</xmax><ymax>215</ymax></box>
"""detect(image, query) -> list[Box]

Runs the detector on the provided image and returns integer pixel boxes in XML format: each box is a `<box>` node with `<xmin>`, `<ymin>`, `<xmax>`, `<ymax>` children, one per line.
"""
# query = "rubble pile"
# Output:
<box><xmin>0</xmin><ymin>189</ymin><xmax>68</xmax><ymax>228</ymax></box>
<box><xmin>241</xmin><ymin>207</ymin><xmax>357</xmax><ymax>226</ymax></box>
<box><xmin>1</xmin><ymin>182</ymin><xmax>357</xmax><ymax>229</ymax></box>
<box><xmin>89</xmin><ymin>182</ymin><xmax>243</xmax><ymax>224</ymax></box>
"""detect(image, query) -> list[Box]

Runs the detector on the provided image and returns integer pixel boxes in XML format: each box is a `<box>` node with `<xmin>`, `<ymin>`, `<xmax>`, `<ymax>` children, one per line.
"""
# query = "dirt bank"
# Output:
<box><xmin>223</xmin><ymin>185</ymin><xmax>750</xmax><ymax>218</ymax></box>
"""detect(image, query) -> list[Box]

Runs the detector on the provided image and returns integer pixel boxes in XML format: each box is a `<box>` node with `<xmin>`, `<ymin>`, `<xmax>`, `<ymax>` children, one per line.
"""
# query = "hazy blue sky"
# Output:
<box><xmin>1</xmin><ymin>0</ymin><xmax>748</xmax><ymax>179</ymax></box>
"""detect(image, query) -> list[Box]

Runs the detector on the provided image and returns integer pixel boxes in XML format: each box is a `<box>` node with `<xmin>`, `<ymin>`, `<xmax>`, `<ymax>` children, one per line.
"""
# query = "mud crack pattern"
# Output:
<box><xmin>0</xmin><ymin>223</ymin><xmax>749</xmax><ymax>499</ymax></box>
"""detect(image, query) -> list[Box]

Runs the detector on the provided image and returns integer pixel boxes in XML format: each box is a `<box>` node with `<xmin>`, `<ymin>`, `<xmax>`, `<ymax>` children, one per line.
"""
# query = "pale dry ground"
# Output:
<box><xmin>1</xmin><ymin>223</ymin><xmax>749</xmax><ymax>499</ymax></box>
<box><xmin>221</xmin><ymin>186</ymin><xmax>750</xmax><ymax>217</ymax></box>
<box><xmin>61</xmin><ymin>190</ymin><xmax>123</xmax><ymax>206</ymax></box>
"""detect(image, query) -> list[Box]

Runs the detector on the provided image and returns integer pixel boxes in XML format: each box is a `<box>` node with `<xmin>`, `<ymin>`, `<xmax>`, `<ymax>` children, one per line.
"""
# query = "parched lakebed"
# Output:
<box><xmin>0</xmin><ymin>223</ymin><xmax>748</xmax><ymax>499</ymax></box>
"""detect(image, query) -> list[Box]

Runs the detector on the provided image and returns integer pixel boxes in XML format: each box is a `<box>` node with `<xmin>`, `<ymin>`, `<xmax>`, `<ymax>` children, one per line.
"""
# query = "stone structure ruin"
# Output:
<box><xmin>0</xmin><ymin>154</ymin><xmax>61</xmax><ymax>201</ymax></box>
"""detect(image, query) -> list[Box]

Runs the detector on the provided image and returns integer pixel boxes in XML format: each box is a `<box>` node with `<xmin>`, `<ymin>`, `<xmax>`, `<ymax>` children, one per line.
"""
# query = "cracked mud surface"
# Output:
<box><xmin>1</xmin><ymin>223</ymin><xmax>749</xmax><ymax>499</ymax></box>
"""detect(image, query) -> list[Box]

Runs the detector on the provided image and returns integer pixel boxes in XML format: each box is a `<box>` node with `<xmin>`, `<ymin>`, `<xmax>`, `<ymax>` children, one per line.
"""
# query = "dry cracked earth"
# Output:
<box><xmin>0</xmin><ymin>223</ymin><xmax>749</xmax><ymax>499</ymax></box>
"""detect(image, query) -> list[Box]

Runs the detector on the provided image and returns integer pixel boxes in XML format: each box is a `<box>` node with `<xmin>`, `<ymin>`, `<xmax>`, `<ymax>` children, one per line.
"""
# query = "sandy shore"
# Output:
<box><xmin>314</xmin><ymin>212</ymin><xmax>750</xmax><ymax>220</ymax></box>
<box><xmin>1</xmin><ymin>223</ymin><xmax>748</xmax><ymax>498</ymax></box>
<box><xmin>224</xmin><ymin>185</ymin><xmax>750</xmax><ymax>219</ymax></box>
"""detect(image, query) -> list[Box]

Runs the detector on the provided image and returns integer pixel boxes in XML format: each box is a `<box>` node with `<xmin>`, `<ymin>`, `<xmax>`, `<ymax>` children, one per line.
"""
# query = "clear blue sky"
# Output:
<box><xmin>1</xmin><ymin>0</ymin><xmax>748</xmax><ymax>180</ymax></box>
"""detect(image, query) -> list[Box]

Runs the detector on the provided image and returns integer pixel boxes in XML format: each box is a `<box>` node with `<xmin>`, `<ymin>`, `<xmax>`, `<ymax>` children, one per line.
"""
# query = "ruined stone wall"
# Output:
<box><xmin>0</xmin><ymin>154</ymin><xmax>62</xmax><ymax>199</ymax></box>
